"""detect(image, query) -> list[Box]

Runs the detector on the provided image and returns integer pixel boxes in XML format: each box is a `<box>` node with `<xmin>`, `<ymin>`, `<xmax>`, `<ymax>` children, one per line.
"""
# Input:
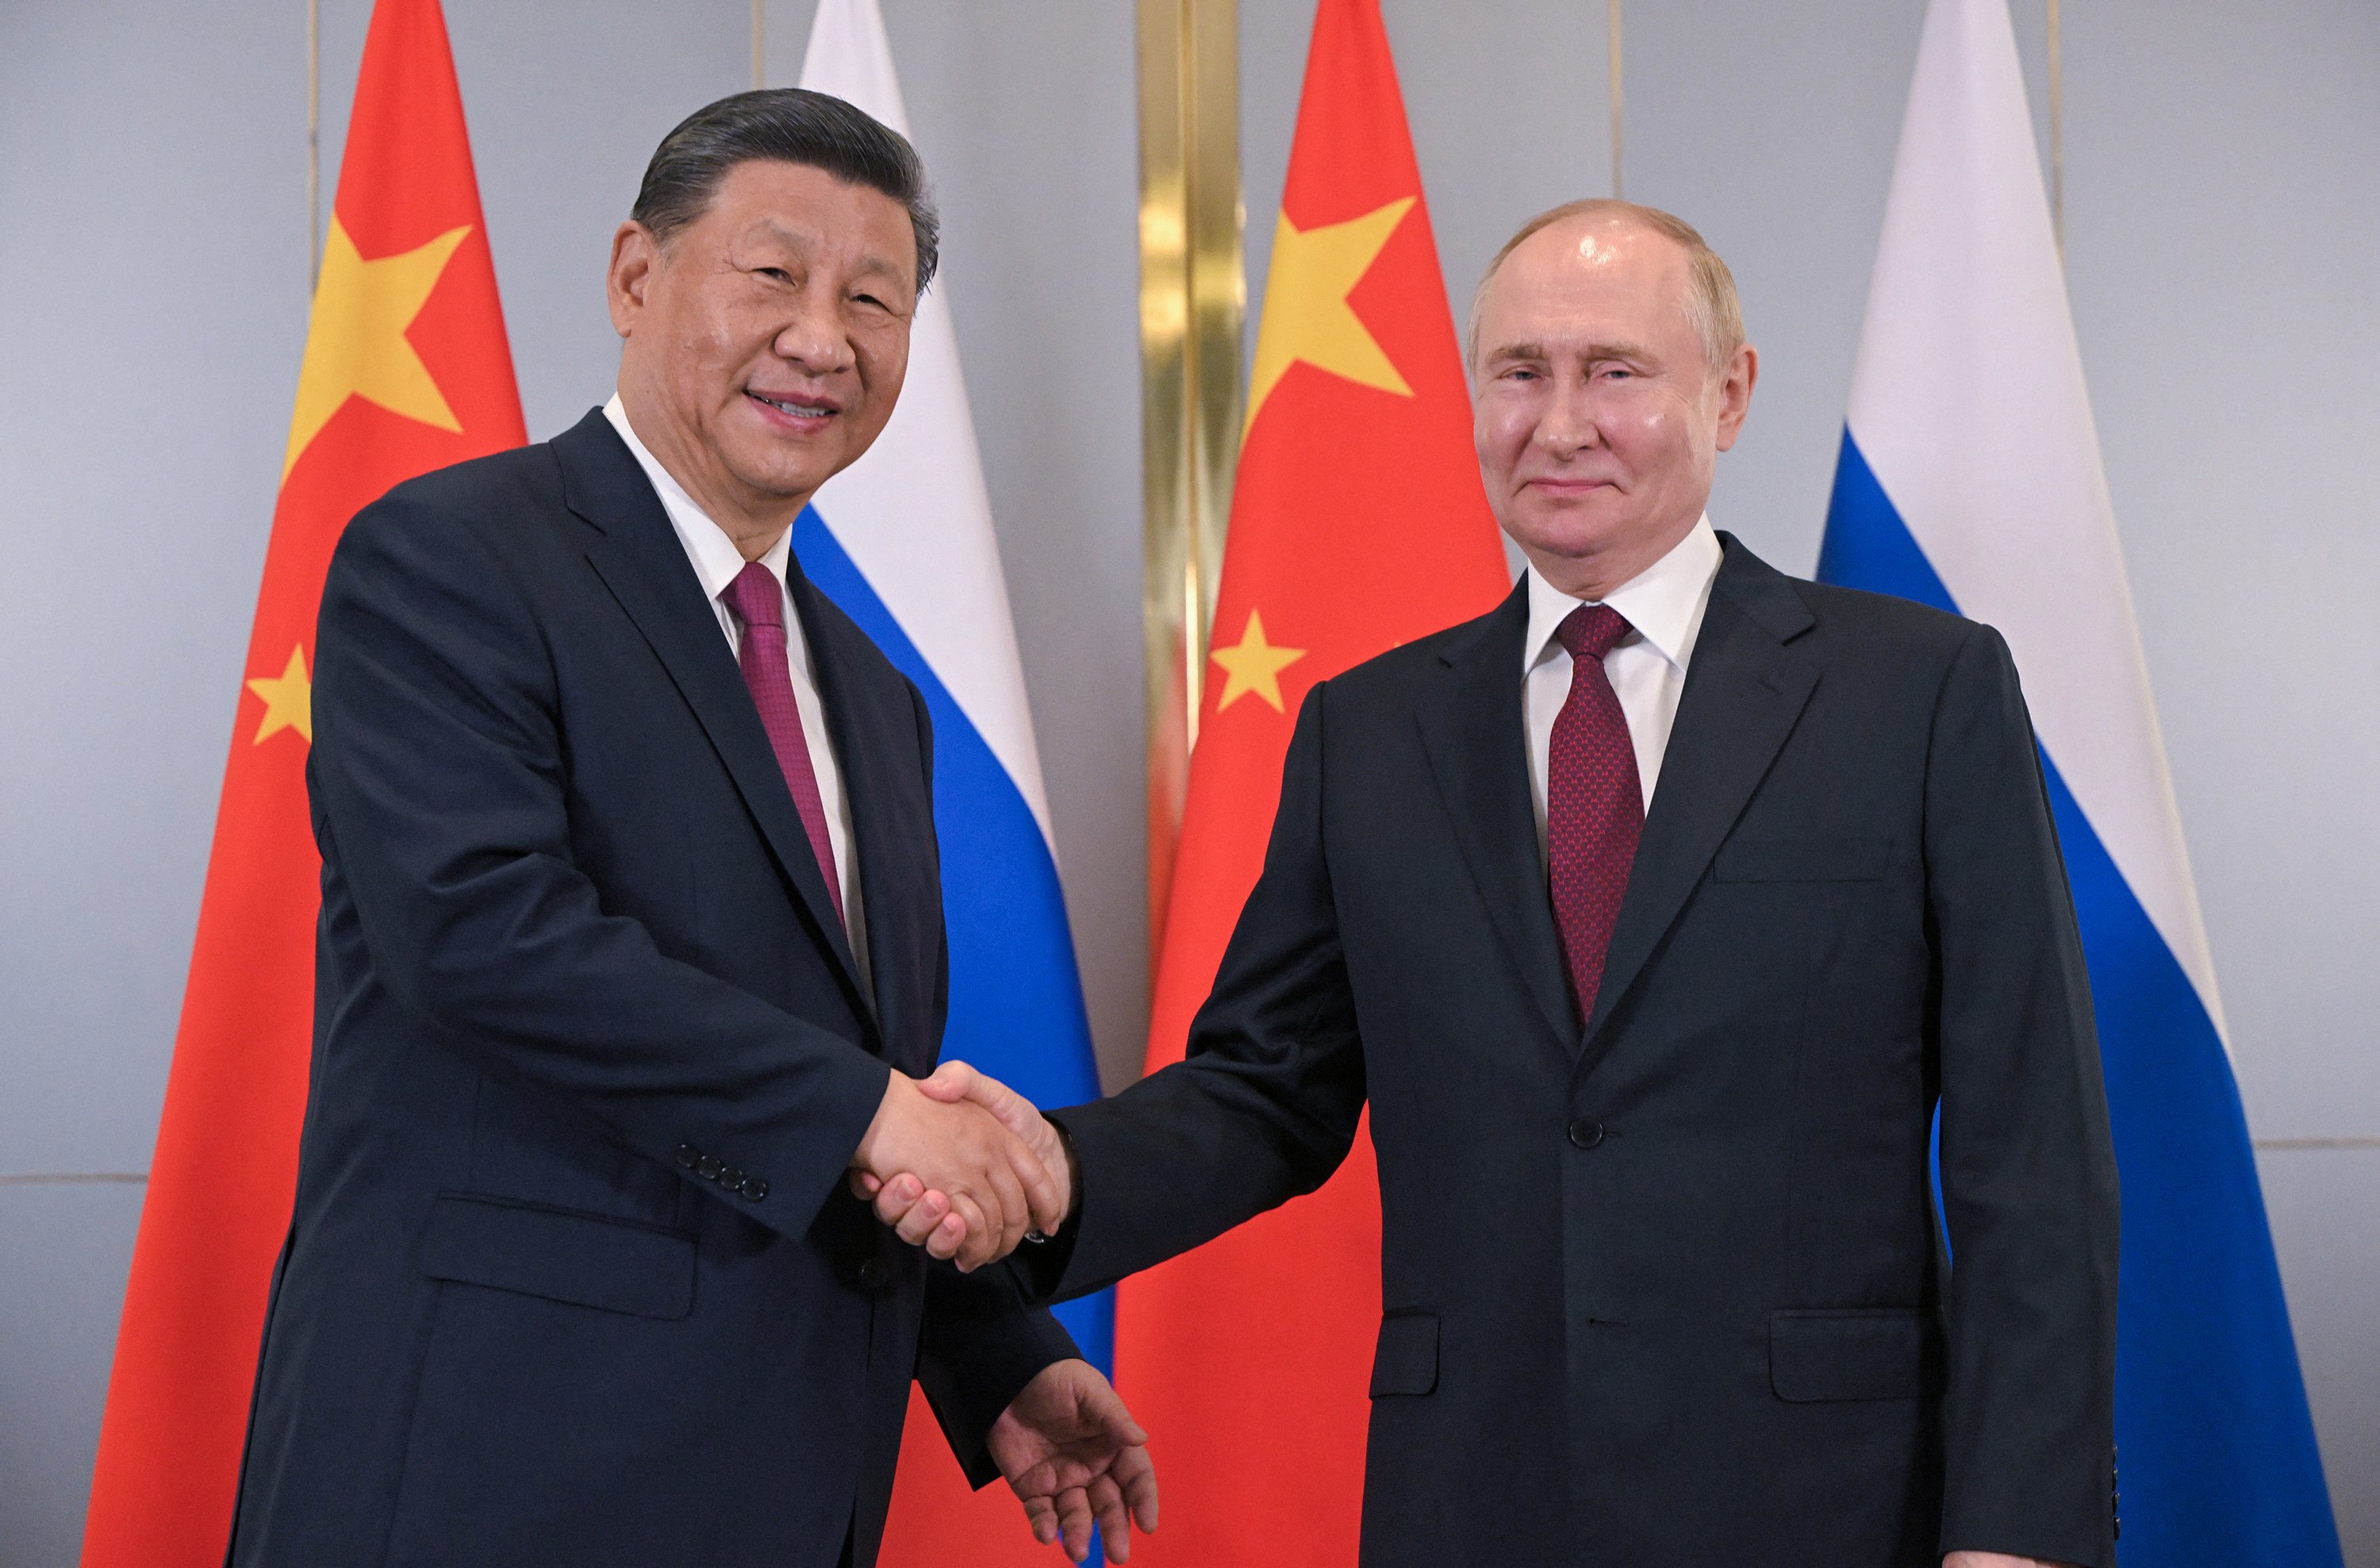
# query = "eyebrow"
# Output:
<box><xmin>749</xmin><ymin>220</ymin><xmax>910</xmax><ymax>287</ymax></box>
<box><xmin>1482</xmin><ymin>338</ymin><xmax>1660</xmax><ymax>367</ymax></box>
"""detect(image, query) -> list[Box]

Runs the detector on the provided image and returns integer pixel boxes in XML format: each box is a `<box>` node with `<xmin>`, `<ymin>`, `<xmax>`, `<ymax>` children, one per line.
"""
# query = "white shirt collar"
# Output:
<box><xmin>604</xmin><ymin>394</ymin><xmax>792</xmax><ymax>598</ymax></box>
<box><xmin>1522</xmin><ymin>514</ymin><xmax>1724</xmax><ymax>676</ymax></box>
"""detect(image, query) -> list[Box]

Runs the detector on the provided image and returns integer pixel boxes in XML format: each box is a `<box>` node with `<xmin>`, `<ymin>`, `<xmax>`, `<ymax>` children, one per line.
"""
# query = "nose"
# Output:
<box><xmin>770</xmin><ymin>289</ymin><xmax>854</xmax><ymax>377</ymax></box>
<box><xmin>1532</xmin><ymin>374</ymin><xmax>1601</xmax><ymax>459</ymax></box>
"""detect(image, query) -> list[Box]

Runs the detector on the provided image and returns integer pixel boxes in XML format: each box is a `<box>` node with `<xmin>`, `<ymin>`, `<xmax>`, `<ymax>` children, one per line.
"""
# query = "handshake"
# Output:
<box><xmin>850</xmin><ymin>1066</ymin><xmax>1157</xmax><ymax>1564</ymax></box>
<box><xmin>847</xmin><ymin>1061</ymin><xmax>1073</xmax><ymax>1271</ymax></box>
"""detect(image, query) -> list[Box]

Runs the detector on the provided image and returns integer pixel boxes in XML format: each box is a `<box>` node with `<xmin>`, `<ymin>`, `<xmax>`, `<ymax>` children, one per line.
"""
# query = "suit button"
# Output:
<box><xmin>857</xmin><ymin>1258</ymin><xmax>892</xmax><ymax>1290</ymax></box>
<box><xmin>1567</xmin><ymin>1119</ymin><xmax>1606</xmax><ymax>1149</ymax></box>
<box><xmin>697</xmin><ymin>1155</ymin><xmax>724</xmax><ymax>1181</ymax></box>
<box><xmin>741</xmin><ymin>1177</ymin><xmax>769</xmax><ymax>1202</ymax></box>
<box><xmin>718</xmin><ymin>1165</ymin><xmax>744</xmax><ymax>1189</ymax></box>
<box><xmin>674</xmin><ymin>1143</ymin><xmax>701</xmax><ymax>1170</ymax></box>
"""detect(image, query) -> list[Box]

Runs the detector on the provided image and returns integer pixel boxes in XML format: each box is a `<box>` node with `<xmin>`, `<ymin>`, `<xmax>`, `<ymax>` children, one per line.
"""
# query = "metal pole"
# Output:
<box><xmin>1607</xmin><ymin>0</ymin><xmax>1625</xmax><ymax>200</ymax></box>
<box><xmin>2047</xmin><ymin>0</ymin><xmax>2064</xmax><ymax>259</ymax></box>
<box><xmin>1138</xmin><ymin>0</ymin><xmax>1244</xmax><ymax>959</ymax></box>
<box><xmin>307</xmin><ymin>0</ymin><xmax>321</xmax><ymax>291</ymax></box>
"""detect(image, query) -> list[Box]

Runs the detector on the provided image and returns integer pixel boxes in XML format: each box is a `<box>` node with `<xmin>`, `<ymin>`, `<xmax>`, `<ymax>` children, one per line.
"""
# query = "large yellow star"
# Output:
<box><xmin>282</xmin><ymin>217</ymin><xmax>472</xmax><ymax>478</ymax></box>
<box><xmin>245</xmin><ymin>645</ymin><xmax>313</xmax><ymax>746</ymax></box>
<box><xmin>1209</xmin><ymin>609</ymin><xmax>1307</xmax><ymax>714</ymax></box>
<box><xmin>1244</xmin><ymin>196</ymin><xmax>1417</xmax><ymax>431</ymax></box>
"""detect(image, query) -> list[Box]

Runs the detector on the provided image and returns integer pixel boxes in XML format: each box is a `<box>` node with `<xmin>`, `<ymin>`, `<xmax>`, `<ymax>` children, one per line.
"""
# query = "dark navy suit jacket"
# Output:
<box><xmin>1032</xmin><ymin>540</ymin><xmax>2121</xmax><ymax>1567</ymax></box>
<box><xmin>226</xmin><ymin>409</ymin><xmax>1073</xmax><ymax>1568</ymax></box>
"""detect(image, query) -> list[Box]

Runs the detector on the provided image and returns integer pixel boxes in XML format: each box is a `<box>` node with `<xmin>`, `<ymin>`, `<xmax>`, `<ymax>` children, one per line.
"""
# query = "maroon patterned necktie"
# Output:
<box><xmin>720</xmin><ymin>561</ymin><xmax>845</xmax><ymax>927</ymax></box>
<box><xmin>1548</xmin><ymin>603</ymin><xmax>1645</xmax><ymax>1021</ymax></box>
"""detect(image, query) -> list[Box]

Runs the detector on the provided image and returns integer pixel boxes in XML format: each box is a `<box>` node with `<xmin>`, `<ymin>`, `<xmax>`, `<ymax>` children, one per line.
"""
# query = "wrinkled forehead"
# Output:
<box><xmin>690</xmin><ymin>161</ymin><xmax>916</xmax><ymax>273</ymax></box>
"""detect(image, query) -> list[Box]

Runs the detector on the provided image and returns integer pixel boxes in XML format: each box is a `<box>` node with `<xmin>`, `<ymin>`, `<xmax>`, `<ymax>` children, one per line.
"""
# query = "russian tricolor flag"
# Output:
<box><xmin>1818</xmin><ymin>0</ymin><xmax>2343</xmax><ymax>1559</ymax></box>
<box><xmin>793</xmin><ymin>0</ymin><xmax>1111</xmax><ymax>1382</ymax></box>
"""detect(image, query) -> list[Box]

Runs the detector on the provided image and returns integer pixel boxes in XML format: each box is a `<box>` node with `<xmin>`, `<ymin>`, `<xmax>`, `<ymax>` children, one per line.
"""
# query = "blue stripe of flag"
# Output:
<box><xmin>794</xmin><ymin>506</ymin><xmax>1114</xmax><ymax>1374</ymax></box>
<box><xmin>1820</xmin><ymin>429</ymin><xmax>2342</xmax><ymax>1565</ymax></box>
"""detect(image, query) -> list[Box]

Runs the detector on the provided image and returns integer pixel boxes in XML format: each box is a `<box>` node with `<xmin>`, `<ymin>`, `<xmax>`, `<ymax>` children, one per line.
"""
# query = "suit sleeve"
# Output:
<box><xmin>1925</xmin><ymin>623</ymin><xmax>2121</xmax><ymax>1567</ymax></box>
<box><xmin>913</xmin><ymin>1262</ymin><xmax>1084</xmax><ymax>1487</ymax></box>
<box><xmin>309</xmin><ymin>492</ymin><xmax>890</xmax><ymax>1243</ymax></box>
<box><xmin>1022</xmin><ymin>682</ymin><xmax>1368</xmax><ymax>1302</ymax></box>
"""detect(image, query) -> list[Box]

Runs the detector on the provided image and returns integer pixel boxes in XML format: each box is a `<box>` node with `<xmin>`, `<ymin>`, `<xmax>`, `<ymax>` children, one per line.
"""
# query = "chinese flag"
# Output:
<box><xmin>79</xmin><ymin>3</ymin><xmax>524</xmax><ymax>1562</ymax></box>
<box><xmin>1115</xmin><ymin>2</ymin><xmax>1511</xmax><ymax>1562</ymax></box>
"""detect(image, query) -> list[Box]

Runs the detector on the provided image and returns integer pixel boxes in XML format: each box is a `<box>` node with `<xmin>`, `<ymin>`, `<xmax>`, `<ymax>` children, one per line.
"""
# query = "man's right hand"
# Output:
<box><xmin>912</xmin><ymin>1060</ymin><xmax>1074</xmax><ymax>1225</ymax></box>
<box><xmin>849</xmin><ymin>1070</ymin><xmax>1065</xmax><ymax>1271</ymax></box>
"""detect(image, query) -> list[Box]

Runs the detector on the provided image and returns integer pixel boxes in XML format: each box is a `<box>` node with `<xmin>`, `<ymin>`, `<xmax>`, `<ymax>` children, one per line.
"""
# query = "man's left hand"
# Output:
<box><xmin>1945</xmin><ymin>1555</ymin><xmax>2083</xmax><ymax>1567</ymax></box>
<box><xmin>988</xmin><ymin>1359</ymin><xmax>1158</xmax><ymax>1564</ymax></box>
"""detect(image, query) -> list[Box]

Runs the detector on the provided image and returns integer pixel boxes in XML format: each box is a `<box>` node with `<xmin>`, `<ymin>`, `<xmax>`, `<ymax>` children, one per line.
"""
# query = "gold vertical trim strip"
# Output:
<box><xmin>2046</xmin><ymin>0</ymin><xmax>2064</xmax><ymax>259</ymax></box>
<box><xmin>752</xmin><ymin>0</ymin><xmax>766</xmax><ymax>90</ymax></box>
<box><xmin>1606</xmin><ymin>0</ymin><xmax>1625</xmax><ymax>200</ymax></box>
<box><xmin>1138</xmin><ymin>0</ymin><xmax>1188</xmax><ymax>959</ymax></box>
<box><xmin>307</xmin><ymin>0</ymin><xmax>321</xmax><ymax>291</ymax></box>
<box><xmin>1138</xmin><ymin>0</ymin><xmax>1242</xmax><ymax>959</ymax></box>
<box><xmin>1184</xmin><ymin>0</ymin><xmax>1243</xmax><ymax>725</ymax></box>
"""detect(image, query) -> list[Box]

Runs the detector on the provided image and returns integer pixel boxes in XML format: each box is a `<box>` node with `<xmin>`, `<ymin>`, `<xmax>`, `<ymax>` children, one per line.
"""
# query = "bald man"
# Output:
<box><xmin>891</xmin><ymin>200</ymin><xmax>2120</xmax><ymax>1567</ymax></box>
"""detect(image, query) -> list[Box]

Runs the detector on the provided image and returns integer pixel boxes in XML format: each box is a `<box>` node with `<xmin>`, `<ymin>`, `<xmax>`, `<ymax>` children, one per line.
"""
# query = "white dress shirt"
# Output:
<box><xmin>1522</xmin><ymin>516</ymin><xmax>1724</xmax><ymax>864</ymax></box>
<box><xmin>603</xmin><ymin>395</ymin><xmax>869</xmax><ymax>989</ymax></box>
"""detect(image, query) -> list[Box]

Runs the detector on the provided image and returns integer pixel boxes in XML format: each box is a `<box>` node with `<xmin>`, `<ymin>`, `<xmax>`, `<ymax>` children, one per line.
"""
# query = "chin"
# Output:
<box><xmin>724</xmin><ymin>435</ymin><xmax>835</xmax><ymax>489</ymax></box>
<box><xmin>760</xmin><ymin>463</ymin><xmax>835</xmax><ymax>502</ymax></box>
<box><xmin>1510</xmin><ymin>512</ymin><xmax>1628</xmax><ymax>563</ymax></box>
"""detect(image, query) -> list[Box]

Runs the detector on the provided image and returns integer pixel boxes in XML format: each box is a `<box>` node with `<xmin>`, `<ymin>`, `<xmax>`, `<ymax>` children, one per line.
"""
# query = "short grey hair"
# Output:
<box><xmin>631</xmin><ymin>88</ymin><xmax>940</xmax><ymax>295</ymax></box>
<box><xmin>1466</xmin><ymin>198</ymin><xmax>1744</xmax><ymax>372</ymax></box>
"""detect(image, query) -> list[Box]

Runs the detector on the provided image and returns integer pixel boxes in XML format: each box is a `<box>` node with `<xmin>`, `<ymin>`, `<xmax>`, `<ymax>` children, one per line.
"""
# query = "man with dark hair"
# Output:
<box><xmin>225</xmin><ymin>90</ymin><xmax>1155</xmax><ymax>1568</ymax></box>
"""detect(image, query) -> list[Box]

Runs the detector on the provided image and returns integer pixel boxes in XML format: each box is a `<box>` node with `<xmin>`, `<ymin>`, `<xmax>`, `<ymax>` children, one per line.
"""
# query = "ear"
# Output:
<box><xmin>1712</xmin><ymin>343</ymin><xmax>1759</xmax><ymax>453</ymax></box>
<box><xmin>607</xmin><ymin>221</ymin><xmax>661</xmax><ymax>340</ymax></box>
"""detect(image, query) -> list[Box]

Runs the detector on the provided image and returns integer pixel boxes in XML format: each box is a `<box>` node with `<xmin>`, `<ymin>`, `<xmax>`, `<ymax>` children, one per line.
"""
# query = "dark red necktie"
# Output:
<box><xmin>721</xmin><ymin>561</ymin><xmax>845</xmax><ymax>927</ymax></box>
<box><xmin>1548</xmin><ymin>603</ymin><xmax>1644</xmax><ymax>1021</ymax></box>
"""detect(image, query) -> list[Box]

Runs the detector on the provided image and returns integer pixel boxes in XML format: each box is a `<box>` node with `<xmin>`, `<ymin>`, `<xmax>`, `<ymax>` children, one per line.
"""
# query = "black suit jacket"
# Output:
<box><xmin>226</xmin><ymin>409</ymin><xmax>1073</xmax><ymax>1568</ymax></box>
<box><xmin>1035</xmin><ymin>537</ymin><xmax>2119</xmax><ymax>1566</ymax></box>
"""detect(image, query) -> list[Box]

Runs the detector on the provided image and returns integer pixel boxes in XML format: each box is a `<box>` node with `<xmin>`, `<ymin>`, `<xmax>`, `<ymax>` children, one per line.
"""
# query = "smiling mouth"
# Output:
<box><xmin>749</xmin><ymin>390</ymin><xmax>838</xmax><ymax>421</ymax></box>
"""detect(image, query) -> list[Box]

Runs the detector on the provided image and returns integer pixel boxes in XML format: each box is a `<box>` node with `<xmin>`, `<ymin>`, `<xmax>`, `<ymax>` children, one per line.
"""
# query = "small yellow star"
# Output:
<box><xmin>1209</xmin><ymin>609</ymin><xmax>1307</xmax><ymax>714</ymax></box>
<box><xmin>245</xmin><ymin>645</ymin><xmax>313</xmax><ymax>745</ymax></box>
<box><xmin>283</xmin><ymin>216</ymin><xmax>473</xmax><ymax>478</ymax></box>
<box><xmin>1245</xmin><ymin>196</ymin><xmax>1417</xmax><ymax>432</ymax></box>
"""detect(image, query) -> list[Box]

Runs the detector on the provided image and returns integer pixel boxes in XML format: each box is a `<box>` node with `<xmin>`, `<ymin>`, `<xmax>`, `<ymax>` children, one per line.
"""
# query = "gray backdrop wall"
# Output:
<box><xmin>2</xmin><ymin>1</ymin><xmax>2371</xmax><ymax>1562</ymax></box>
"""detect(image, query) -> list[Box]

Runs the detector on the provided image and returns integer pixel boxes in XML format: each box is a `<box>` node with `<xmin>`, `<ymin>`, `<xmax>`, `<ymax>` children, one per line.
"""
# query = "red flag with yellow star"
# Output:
<box><xmin>1116</xmin><ymin>2</ymin><xmax>1510</xmax><ymax>1560</ymax></box>
<box><xmin>80</xmin><ymin>3</ymin><xmax>522</xmax><ymax>1562</ymax></box>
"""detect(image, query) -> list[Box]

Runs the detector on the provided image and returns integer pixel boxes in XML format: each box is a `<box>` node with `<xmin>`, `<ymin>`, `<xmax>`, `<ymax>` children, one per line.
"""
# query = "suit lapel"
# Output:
<box><xmin>1580</xmin><ymin>538</ymin><xmax>1820</xmax><ymax>1059</ymax></box>
<box><xmin>1416</xmin><ymin>582</ymin><xmax>1580</xmax><ymax>1051</ymax></box>
<box><xmin>555</xmin><ymin>412</ymin><xmax>874</xmax><ymax>1028</ymax></box>
<box><xmin>786</xmin><ymin>559</ymin><xmax>939</xmax><ymax>1074</ymax></box>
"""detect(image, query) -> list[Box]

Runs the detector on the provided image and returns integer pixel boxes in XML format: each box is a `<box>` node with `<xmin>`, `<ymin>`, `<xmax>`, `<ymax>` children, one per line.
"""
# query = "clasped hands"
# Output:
<box><xmin>850</xmin><ymin>1065</ymin><xmax>1150</xmax><ymax>1564</ymax></box>
<box><xmin>847</xmin><ymin>1061</ymin><xmax>1073</xmax><ymax>1270</ymax></box>
<box><xmin>848</xmin><ymin>1061</ymin><xmax>1072</xmax><ymax>1270</ymax></box>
